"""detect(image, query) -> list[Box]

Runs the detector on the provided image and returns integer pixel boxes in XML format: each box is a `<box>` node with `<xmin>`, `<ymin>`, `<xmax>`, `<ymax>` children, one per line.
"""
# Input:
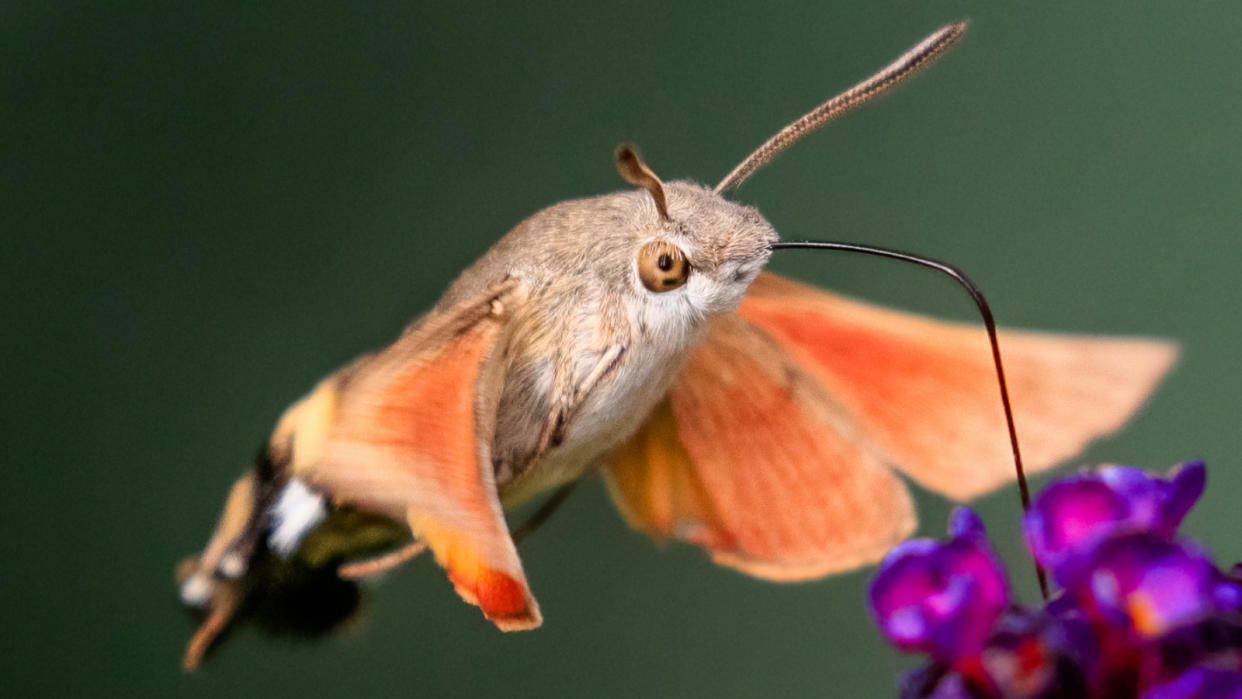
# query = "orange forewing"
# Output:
<box><xmin>309</xmin><ymin>283</ymin><xmax>541</xmax><ymax>630</ymax></box>
<box><xmin>738</xmin><ymin>272</ymin><xmax>1178</xmax><ymax>500</ymax></box>
<box><xmin>606</xmin><ymin>313</ymin><xmax>914</xmax><ymax>580</ymax></box>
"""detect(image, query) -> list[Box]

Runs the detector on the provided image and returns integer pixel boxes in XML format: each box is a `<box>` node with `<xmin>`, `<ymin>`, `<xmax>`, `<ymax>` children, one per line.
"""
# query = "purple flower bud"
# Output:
<box><xmin>949</xmin><ymin>507</ymin><xmax>988</xmax><ymax>541</ymax></box>
<box><xmin>869</xmin><ymin>507</ymin><xmax>1009</xmax><ymax>664</ymax></box>
<box><xmin>1023</xmin><ymin>461</ymin><xmax>1205</xmax><ymax>586</ymax></box>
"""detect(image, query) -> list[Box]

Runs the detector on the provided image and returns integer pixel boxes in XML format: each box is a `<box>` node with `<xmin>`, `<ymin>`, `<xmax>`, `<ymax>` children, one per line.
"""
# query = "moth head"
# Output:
<box><xmin>608</xmin><ymin>22</ymin><xmax>971</xmax><ymax>316</ymax></box>
<box><xmin>615</xmin><ymin>145</ymin><xmax>777</xmax><ymax>315</ymax></box>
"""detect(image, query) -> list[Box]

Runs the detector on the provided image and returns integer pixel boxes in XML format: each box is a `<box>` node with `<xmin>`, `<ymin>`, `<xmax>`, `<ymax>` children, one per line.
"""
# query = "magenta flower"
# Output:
<box><xmin>1078</xmin><ymin>533</ymin><xmax>1234</xmax><ymax>639</ymax></box>
<box><xmin>867</xmin><ymin>461</ymin><xmax>1242</xmax><ymax>698</ymax></box>
<box><xmin>869</xmin><ymin>508</ymin><xmax>1009</xmax><ymax>664</ymax></box>
<box><xmin>1022</xmin><ymin>461</ymin><xmax>1204</xmax><ymax>586</ymax></box>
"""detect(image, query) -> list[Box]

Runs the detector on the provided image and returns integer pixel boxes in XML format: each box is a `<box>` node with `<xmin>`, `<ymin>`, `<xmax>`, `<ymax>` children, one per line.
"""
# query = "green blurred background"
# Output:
<box><xmin>6</xmin><ymin>2</ymin><xmax>1241</xmax><ymax>696</ymax></box>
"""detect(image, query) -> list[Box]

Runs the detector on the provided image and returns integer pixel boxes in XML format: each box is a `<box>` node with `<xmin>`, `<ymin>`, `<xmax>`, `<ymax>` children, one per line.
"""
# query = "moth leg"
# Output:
<box><xmin>571</xmin><ymin>345</ymin><xmax>627</xmax><ymax>406</ymax></box>
<box><xmin>337</xmin><ymin>540</ymin><xmax>429</xmax><ymax>580</ymax></box>
<box><xmin>177</xmin><ymin>474</ymin><xmax>257</xmax><ymax>672</ymax></box>
<box><xmin>181</xmin><ymin>577</ymin><xmax>244</xmax><ymax>672</ymax></box>
<box><xmin>535</xmin><ymin>344</ymin><xmax>627</xmax><ymax>453</ymax></box>
<box><xmin>337</xmin><ymin>480</ymin><xmax>579</xmax><ymax>580</ymax></box>
<box><xmin>511</xmin><ymin>480</ymin><xmax>579</xmax><ymax>543</ymax></box>
<box><xmin>179</xmin><ymin>473</ymin><xmax>255</xmax><ymax>607</ymax></box>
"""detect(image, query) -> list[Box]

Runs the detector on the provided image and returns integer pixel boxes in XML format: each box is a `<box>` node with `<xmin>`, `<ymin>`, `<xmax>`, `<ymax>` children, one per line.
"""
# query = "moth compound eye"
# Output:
<box><xmin>637</xmin><ymin>241</ymin><xmax>690</xmax><ymax>292</ymax></box>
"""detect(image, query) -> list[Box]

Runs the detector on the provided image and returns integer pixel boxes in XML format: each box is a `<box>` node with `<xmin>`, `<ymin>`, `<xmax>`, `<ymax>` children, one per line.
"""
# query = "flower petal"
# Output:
<box><xmin>1023</xmin><ymin>464</ymin><xmax>1207</xmax><ymax>586</ymax></box>
<box><xmin>1140</xmin><ymin>666</ymin><xmax>1242</xmax><ymax>699</ymax></box>
<box><xmin>869</xmin><ymin>508</ymin><xmax>1009</xmax><ymax>663</ymax></box>
<box><xmin>1081</xmin><ymin>534</ymin><xmax>1218</xmax><ymax>638</ymax></box>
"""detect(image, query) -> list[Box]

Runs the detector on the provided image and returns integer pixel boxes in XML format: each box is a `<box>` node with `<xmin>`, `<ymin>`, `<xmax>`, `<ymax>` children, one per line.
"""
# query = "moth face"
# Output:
<box><xmin>633</xmin><ymin>181</ymin><xmax>778</xmax><ymax>316</ymax></box>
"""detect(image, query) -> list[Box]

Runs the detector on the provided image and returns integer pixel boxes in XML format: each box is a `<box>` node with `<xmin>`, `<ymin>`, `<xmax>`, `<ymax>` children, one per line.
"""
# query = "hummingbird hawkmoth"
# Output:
<box><xmin>176</xmin><ymin>22</ymin><xmax>1177</xmax><ymax>670</ymax></box>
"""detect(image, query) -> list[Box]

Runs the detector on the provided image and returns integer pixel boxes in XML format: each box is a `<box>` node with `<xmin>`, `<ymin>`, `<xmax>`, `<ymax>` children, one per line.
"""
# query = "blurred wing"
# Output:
<box><xmin>307</xmin><ymin>280</ymin><xmax>540</xmax><ymax>630</ymax></box>
<box><xmin>605</xmin><ymin>313</ymin><xmax>914</xmax><ymax>581</ymax></box>
<box><xmin>737</xmin><ymin>272</ymin><xmax>1178</xmax><ymax>501</ymax></box>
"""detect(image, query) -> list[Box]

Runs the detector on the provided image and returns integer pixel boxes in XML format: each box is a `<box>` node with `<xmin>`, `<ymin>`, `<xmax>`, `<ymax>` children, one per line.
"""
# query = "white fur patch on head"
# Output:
<box><xmin>267</xmin><ymin>479</ymin><xmax>326</xmax><ymax>557</ymax></box>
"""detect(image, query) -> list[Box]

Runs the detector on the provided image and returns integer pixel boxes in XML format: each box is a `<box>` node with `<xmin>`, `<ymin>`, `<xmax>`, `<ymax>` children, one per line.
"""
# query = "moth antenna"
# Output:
<box><xmin>770</xmin><ymin>239</ymin><xmax>1049</xmax><ymax>600</ymax></box>
<box><xmin>615</xmin><ymin>144</ymin><xmax>671</xmax><ymax>221</ymax></box>
<box><xmin>716</xmin><ymin>21</ymin><xmax>967</xmax><ymax>194</ymax></box>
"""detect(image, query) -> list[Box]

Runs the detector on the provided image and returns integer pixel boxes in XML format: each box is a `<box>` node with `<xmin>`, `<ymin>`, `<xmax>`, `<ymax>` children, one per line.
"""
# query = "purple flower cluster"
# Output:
<box><xmin>868</xmin><ymin>461</ymin><xmax>1242</xmax><ymax>698</ymax></box>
